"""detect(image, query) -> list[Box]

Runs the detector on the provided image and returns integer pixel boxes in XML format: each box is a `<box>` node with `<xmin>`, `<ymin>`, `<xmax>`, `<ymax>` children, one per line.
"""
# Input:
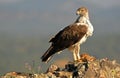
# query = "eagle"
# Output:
<box><xmin>41</xmin><ymin>7</ymin><xmax>94</xmax><ymax>62</ymax></box>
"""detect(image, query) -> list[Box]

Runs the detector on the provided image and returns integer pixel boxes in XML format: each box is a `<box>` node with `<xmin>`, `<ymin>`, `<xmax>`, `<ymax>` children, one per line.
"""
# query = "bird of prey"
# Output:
<box><xmin>41</xmin><ymin>7</ymin><xmax>94</xmax><ymax>62</ymax></box>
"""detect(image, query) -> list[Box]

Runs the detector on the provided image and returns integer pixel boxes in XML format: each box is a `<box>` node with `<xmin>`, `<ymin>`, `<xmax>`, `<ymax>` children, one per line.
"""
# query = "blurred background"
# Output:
<box><xmin>0</xmin><ymin>0</ymin><xmax>120</xmax><ymax>74</ymax></box>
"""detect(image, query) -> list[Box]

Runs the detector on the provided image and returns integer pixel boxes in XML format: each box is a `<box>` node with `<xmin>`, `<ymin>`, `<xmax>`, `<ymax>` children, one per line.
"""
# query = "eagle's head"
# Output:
<box><xmin>76</xmin><ymin>7</ymin><xmax>88</xmax><ymax>18</ymax></box>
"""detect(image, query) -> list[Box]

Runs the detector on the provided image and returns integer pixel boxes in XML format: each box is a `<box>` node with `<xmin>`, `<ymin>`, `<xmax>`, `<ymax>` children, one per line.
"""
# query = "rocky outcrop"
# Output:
<box><xmin>1</xmin><ymin>54</ymin><xmax>120</xmax><ymax>78</ymax></box>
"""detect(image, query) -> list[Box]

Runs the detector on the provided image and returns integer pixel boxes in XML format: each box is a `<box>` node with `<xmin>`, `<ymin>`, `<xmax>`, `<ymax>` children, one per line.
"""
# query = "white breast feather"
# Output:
<box><xmin>79</xmin><ymin>35</ymin><xmax>87</xmax><ymax>44</ymax></box>
<box><xmin>86</xmin><ymin>19</ymin><xmax>94</xmax><ymax>36</ymax></box>
<box><xmin>77</xmin><ymin>17</ymin><xmax>94</xmax><ymax>37</ymax></box>
<box><xmin>76</xmin><ymin>16</ymin><xmax>94</xmax><ymax>44</ymax></box>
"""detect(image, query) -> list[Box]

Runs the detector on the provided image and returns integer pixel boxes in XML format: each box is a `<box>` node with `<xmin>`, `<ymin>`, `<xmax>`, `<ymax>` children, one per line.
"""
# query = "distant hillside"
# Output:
<box><xmin>0</xmin><ymin>32</ymin><xmax>119</xmax><ymax>74</ymax></box>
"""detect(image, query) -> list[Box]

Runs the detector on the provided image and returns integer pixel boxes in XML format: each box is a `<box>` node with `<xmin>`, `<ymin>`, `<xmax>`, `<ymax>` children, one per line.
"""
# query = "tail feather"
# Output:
<box><xmin>41</xmin><ymin>46</ymin><xmax>57</xmax><ymax>62</ymax></box>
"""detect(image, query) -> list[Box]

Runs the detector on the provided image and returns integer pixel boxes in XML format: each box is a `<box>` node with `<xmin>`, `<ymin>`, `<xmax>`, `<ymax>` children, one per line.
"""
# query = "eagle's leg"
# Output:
<box><xmin>72</xmin><ymin>45</ymin><xmax>80</xmax><ymax>61</ymax></box>
<box><xmin>68</xmin><ymin>45</ymin><xmax>80</xmax><ymax>61</ymax></box>
<box><xmin>73</xmin><ymin>50</ymin><xmax>78</xmax><ymax>61</ymax></box>
<box><xmin>76</xmin><ymin>45</ymin><xmax>80</xmax><ymax>60</ymax></box>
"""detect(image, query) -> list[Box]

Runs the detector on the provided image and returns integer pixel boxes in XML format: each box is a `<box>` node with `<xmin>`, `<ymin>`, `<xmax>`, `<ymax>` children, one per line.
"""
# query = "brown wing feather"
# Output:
<box><xmin>41</xmin><ymin>24</ymin><xmax>88</xmax><ymax>62</ymax></box>
<box><xmin>50</xmin><ymin>24</ymin><xmax>88</xmax><ymax>47</ymax></box>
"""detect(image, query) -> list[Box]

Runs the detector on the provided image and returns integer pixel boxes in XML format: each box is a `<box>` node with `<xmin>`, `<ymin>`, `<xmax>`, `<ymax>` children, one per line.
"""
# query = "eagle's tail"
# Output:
<box><xmin>41</xmin><ymin>46</ymin><xmax>57</xmax><ymax>63</ymax></box>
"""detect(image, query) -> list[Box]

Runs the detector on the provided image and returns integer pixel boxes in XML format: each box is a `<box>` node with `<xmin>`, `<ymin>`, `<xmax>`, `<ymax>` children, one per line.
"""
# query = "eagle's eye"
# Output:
<box><xmin>81</xmin><ymin>9</ymin><xmax>85</xmax><ymax>12</ymax></box>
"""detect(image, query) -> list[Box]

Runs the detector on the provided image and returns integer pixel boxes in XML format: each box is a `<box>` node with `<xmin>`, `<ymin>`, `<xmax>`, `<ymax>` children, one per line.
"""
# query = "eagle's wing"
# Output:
<box><xmin>41</xmin><ymin>23</ymin><xmax>88</xmax><ymax>62</ymax></box>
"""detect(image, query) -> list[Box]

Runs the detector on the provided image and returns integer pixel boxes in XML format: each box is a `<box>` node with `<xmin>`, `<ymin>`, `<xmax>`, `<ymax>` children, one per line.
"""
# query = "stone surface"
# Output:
<box><xmin>1</xmin><ymin>54</ymin><xmax>120</xmax><ymax>78</ymax></box>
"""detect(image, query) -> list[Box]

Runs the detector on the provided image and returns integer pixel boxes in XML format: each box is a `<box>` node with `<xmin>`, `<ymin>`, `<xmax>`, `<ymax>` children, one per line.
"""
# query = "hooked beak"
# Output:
<box><xmin>76</xmin><ymin>10</ymin><xmax>80</xmax><ymax>15</ymax></box>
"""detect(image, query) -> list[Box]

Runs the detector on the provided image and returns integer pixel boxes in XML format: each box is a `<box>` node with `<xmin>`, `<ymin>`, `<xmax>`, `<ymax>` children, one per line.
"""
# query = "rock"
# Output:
<box><xmin>1</xmin><ymin>72</ymin><xmax>34</xmax><ymax>78</ymax></box>
<box><xmin>46</xmin><ymin>64</ymin><xmax>60</xmax><ymax>73</ymax></box>
<box><xmin>1</xmin><ymin>54</ymin><xmax>120</xmax><ymax>78</ymax></box>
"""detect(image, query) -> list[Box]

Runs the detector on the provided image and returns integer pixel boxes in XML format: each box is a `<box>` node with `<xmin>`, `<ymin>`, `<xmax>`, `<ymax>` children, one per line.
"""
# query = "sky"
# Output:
<box><xmin>0</xmin><ymin>0</ymin><xmax>120</xmax><ymax>36</ymax></box>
